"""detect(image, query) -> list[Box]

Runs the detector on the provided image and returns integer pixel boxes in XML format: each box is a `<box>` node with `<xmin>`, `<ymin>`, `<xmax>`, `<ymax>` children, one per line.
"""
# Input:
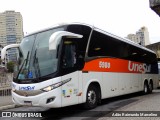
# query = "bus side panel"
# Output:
<box><xmin>78</xmin><ymin>71</ymin><xmax>83</xmax><ymax>104</ymax></box>
<box><xmin>154</xmin><ymin>74</ymin><xmax>159</xmax><ymax>88</ymax></box>
<box><xmin>130</xmin><ymin>73</ymin><xmax>142</xmax><ymax>92</ymax></box>
<box><xmin>102</xmin><ymin>73</ymin><xmax>141</xmax><ymax>99</ymax></box>
<box><xmin>61</xmin><ymin>71</ymin><xmax>79</xmax><ymax>107</ymax></box>
<box><xmin>118</xmin><ymin>73</ymin><xmax>132</xmax><ymax>95</ymax></box>
<box><xmin>102</xmin><ymin>72</ymin><xmax>118</xmax><ymax>98</ymax></box>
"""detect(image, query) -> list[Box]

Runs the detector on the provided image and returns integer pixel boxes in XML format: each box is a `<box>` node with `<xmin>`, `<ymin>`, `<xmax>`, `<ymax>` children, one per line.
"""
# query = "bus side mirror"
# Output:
<box><xmin>49</xmin><ymin>31</ymin><xmax>83</xmax><ymax>50</ymax></box>
<box><xmin>1</xmin><ymin>44</ymin><xmax>20</xmax><ymax>64</ymax></box>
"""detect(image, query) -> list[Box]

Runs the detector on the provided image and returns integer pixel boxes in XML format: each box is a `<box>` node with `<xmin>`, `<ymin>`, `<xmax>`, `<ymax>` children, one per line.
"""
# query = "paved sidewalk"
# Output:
<box><xmin>99</xmin><ymin>90</ymin><xmax>160</xmax><ymax>120</ymax></box>
<box><xmin>0</xmin><ymin>96</ymin><xmax>15</xmax><ymax>110</ymax></box>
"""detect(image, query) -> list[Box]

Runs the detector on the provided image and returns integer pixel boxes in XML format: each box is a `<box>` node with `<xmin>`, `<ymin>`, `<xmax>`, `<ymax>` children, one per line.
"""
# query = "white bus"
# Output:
<box><xmin>1</xmin><ymin>23</ymin><xmax>159</xmax><ymax>109</ymax></box>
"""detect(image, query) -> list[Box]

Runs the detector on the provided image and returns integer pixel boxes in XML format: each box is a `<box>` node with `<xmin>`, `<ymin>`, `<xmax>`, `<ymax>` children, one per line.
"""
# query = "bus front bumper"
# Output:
<box><xmin>12</xmin><ymin>88</ymin><xmax>62</xmax><ymax>108</ymax></box>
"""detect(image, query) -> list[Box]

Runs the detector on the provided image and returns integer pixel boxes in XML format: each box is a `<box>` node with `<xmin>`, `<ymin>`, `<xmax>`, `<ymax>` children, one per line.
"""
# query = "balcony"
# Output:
<box><xmin>150</xmin><ymin>0</ymin><xmax>160</xmax><ymax>16</ymax></box>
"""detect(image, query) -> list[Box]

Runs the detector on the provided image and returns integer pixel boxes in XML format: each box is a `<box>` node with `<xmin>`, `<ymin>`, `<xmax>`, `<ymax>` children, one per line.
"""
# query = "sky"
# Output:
<box><xmin>1</xmin><ymin>0</ymin><xmax>160</xmax><ymax>44</ymax></box>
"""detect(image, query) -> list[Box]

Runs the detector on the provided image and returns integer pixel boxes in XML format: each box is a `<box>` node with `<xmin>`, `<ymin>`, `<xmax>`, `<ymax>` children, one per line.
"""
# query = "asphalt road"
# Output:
<box><xmin>1</xmin><ymin>90</ymin><xmax>160</xmax><ymax>120</ymax></box>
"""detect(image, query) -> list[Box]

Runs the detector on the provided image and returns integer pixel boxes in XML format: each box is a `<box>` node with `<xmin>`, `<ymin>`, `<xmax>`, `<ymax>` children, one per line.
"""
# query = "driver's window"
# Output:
<box><xmin>62</xmin><ymin>41</ymin><xmax>77</xmax><ymax>69</ymax></box>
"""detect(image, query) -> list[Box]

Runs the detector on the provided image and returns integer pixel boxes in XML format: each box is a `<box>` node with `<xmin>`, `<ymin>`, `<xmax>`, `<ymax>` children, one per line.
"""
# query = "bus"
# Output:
<box><xmin>1</xmin><ymin>23</ymin><xmax>158</xmax><ymax>109</ymax></box>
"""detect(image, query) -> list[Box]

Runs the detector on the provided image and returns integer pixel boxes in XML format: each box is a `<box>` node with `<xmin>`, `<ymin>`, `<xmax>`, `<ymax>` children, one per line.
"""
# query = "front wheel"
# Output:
<box><xmin>83</xmin><ymin>85</ymin><xmax>98</xmax><ymax>109</ymax></box>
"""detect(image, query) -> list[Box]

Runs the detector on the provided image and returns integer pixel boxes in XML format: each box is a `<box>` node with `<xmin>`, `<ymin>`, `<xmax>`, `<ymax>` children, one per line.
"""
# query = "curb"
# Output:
<box><xmin>0</xmin><ymin>104</ymin><xmax>15</xmax><ymax>111</ymax></box>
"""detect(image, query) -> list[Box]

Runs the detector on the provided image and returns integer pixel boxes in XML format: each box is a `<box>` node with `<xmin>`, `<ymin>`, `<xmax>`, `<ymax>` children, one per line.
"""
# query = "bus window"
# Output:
<box><xmin>63</xmin><ymin>43</ymin><xmax>76</xmax><ymax>68</ymax></box>
<box><xmin>88</xmin><ymin>30</ymin><xmax>125</xmax><ymax>58</ymax></box>
<box><xmin>61</xmin><ymin>40</ymin><xmax>77</xmax><ymax>72</ymax></box>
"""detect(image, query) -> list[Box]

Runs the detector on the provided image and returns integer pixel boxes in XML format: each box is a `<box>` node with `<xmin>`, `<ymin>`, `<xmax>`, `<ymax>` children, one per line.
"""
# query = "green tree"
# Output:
<box><xmin>7</xmin><ymin>61</ymin><xmax>14</xmax><ymax>73</ymax></box>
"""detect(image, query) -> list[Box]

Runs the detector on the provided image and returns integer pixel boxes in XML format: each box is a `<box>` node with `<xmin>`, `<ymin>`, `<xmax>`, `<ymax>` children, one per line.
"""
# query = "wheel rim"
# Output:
<box><xmin>87</xmin><ymin>90</ymin><xmax>96</xmax><ymax>105</ymax></box>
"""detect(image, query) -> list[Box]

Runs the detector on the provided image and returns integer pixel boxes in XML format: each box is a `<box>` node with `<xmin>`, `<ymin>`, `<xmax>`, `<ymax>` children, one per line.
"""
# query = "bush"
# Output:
<box><xmin>7</xmin><ymin>61</ymin><xmax>14</xmax><ymax>73</ymax></box>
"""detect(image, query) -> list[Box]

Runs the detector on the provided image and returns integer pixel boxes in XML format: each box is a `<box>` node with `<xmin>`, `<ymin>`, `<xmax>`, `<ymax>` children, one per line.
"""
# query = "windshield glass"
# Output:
<box><xmin>14</xmin><ymin>27</ymin><xmax>64</xmax><ymax>82</ymax></box>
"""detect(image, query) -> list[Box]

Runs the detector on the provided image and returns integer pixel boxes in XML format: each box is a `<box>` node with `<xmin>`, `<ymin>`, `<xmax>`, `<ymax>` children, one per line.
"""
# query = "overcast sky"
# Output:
<box><xmin>1</xmin><ymin>0</ymin><xmax>160</xmax><ymax>44</ymax></box>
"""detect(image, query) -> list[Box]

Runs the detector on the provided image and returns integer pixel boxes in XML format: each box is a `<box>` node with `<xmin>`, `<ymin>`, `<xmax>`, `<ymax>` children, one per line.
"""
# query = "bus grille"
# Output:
<box><xmin>13</xmin><ymin>90</ymin><xmax>43</xmax><ymax>97</ymax></box>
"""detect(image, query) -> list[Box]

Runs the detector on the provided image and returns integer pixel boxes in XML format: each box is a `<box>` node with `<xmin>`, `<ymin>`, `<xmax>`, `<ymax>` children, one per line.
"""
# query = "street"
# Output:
<box><xmin>1</xmin><ymin>90</ymin><xmax>160</xmax><ymax>120</ymax></box>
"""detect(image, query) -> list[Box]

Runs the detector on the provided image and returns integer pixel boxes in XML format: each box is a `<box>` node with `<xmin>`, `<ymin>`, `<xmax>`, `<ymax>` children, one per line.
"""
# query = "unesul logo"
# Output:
<box><xmin>128</xmin><ymin>61</ymin><xmax>151</xmax><ymax>73</ymax></box>
<box><xmin>19</xmin><ymin>86</ymin><xmax>35</xmax><ymax>91</ymax></box>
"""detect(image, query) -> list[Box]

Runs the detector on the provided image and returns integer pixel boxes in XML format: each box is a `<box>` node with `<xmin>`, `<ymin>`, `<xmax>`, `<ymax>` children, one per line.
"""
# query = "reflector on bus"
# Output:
<box><xmin>49</xmin><ymin>31</ymin><xmax>83</xmax><ymax>50</ymax></box>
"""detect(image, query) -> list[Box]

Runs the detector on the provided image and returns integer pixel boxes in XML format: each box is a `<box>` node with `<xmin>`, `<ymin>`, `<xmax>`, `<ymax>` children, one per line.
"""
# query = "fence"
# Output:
<box><xmin>0</xmin><ymin>69</ymin><xmax>14</xmax><ymax>107</ymax></box>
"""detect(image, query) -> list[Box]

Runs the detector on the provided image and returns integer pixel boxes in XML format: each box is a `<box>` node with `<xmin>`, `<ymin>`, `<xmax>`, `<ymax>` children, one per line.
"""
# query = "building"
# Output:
<box><xmin>149</xmin><ymin>0</ymin><xmax>160</xmax><ymax>59</ymax></box>
<box><xmin>127</xmin><ymin>34</ymin><xmax>140</xmax><ymax>44</ymax></box>
<box><xmin>0</xmin><ymin>10</ymin><xmax>23</xmax><ymax>61</ymax></box>
<box><xmin>146</xmin><ymin>42</ymin><xmax>160</xmax><ymax>59</ymax></box>
<box><xmin>127</xmin><ymin>26</ymin><xmax>150</xmax><ymax>46</ymax></box>
<box><xmin>137</xmin><ymin>27</ymin><xmax>150</xmax><ymax>46</ymax></box>
<box><xmin>150</xmin><ymin>0</ymin><xmax>160</xmax><ymax>16</ymax></box>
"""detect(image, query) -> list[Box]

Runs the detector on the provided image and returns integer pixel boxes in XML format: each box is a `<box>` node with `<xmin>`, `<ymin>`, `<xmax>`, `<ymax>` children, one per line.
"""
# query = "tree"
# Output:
<box><xmin>7</xmin><ymin>61</ymin><xmax>14</xmax><ymax>73</ymax></box>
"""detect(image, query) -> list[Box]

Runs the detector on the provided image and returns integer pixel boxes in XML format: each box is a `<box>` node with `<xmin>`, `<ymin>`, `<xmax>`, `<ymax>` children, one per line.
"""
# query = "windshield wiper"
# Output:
<box><xmin>33</xmin><ymin>49</ymin><xmax>41</xmax><ymax>80</ymax></box>
<box><xmin>16</xmin><ymin>51</ymin><xmax>30</xmax><ymax>80</ymax></box>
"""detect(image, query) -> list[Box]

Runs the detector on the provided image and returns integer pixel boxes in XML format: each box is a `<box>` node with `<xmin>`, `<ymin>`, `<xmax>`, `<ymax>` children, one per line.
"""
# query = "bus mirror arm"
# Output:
<box><xmin>49</xmin><ymin>31</ymin><xmax>83</xmax><ymax>50</ymax></box>
<box><xmin>1</xmin><ymin>44</ymin><xmax>20</xmax><ymax>62</ymax></box>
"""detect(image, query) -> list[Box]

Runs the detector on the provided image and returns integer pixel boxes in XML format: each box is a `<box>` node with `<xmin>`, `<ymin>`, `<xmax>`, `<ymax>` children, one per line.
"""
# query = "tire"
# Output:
<box><xmin>148</xmin><ymin>82</ymin><xmax>153</xmax><ymax>93</ymax></box>
<box><xmin>83</xmin><ymin>85</ymin><xmax>98</xmax><ymax>109</ymax></box>
<box><xmin>143</xmin><ymin>82</ymin><xmax>149</xmax><ymax>94</ymax></box>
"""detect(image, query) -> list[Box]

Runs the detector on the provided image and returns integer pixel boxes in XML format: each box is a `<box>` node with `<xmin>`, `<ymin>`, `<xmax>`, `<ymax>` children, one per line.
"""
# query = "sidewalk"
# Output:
<box><xmin>99</xmin><ymin>90</ymin><xmax>160</xmax><ymax>120</ymax></box>
<box><xmin>0</xmin><ymin>96</ymin><xmax>15</xmax><ymax>110</ymax></box>
<box><xmin>0</xmin><ymin>71</ymin><xmax>15</xmax><ymax>110</ymax></box>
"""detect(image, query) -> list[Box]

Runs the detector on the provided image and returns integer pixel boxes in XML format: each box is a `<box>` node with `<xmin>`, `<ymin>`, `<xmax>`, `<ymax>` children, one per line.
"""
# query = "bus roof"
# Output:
<box><xmin>24</xmin><ymin>22</ymin><xmax>92</xmax><ymax>37</ymax></box>
<box><xmin>94</xmin><ymin>27</ymin><xmax>156</xmax><ymax>54</ymax></box>
<box><xmin>24</xmin><ymin>22</ymin><xmax>155</xmax><ymax>55</ymax></box>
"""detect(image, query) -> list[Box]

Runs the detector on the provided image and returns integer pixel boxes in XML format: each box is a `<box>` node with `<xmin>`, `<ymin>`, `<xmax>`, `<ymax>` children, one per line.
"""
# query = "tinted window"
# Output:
<box><xmin>62</xmin><ymin>41</ymin><xmax>76</xmax><ymax>68</ymax></box>
<box><xmin>88</xmin><ymin>30</ymin><xmax>157</xmax><ymax>64</ymax></box>
<box><xmin>66</xmin><ymin>25</ymin><xmax>91</xmax><ymax>55</ymax></box>
<box><xmin>127</xmin><ymin>44</ymin><xmax>157</xmax><ymax>63</ymax></box>
<box><xmin>88</xmin><ymin>30</ymin><xmax>126</xmax><ymax>58</ymax></box>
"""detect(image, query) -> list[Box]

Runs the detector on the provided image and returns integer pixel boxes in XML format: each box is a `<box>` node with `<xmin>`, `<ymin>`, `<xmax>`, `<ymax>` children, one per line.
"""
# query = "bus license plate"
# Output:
<box><xmin>24</xmin><ymin>101</ymin><xmax>32</xmax><ymax>106</ymax></box>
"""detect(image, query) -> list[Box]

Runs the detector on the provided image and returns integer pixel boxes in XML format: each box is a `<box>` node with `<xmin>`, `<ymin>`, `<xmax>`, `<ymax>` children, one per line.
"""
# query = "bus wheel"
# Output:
<box><xmin>143</xmin><ymin>82</ymin><xmax>149</xmax><ymax>94</ymax></box>
<box><xmin>148</xmin><ymin>82</ymin><xmax>153</xmax><ymax>93</ymax></box>
<box><xmin>84</xmin><ymin>85</ymin><xmax>98</xmax><ymax>109</ymax></box>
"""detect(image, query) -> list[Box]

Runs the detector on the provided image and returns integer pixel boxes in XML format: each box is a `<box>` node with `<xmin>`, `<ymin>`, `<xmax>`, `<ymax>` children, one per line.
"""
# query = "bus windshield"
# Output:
<box><xmin>14</xmin><ymin>27</ymin><xmax>64</xmax><ymax>82</ymax></box>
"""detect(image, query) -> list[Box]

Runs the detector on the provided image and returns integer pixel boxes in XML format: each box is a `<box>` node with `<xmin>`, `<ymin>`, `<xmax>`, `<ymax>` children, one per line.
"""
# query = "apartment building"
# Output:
<box><xmin>0</xmin><ymin>10</ymin><xmax>23</xmax><ymax>61</ymax></box>
<box><xmin>127</xmin><ymin>26</ymin><xmax>150</xmax><ymax>46</ymax></box>
<box><xmin>127</xmin><ymin>34</ymin><xmax>140</xmax><ymax>44</ymax></box>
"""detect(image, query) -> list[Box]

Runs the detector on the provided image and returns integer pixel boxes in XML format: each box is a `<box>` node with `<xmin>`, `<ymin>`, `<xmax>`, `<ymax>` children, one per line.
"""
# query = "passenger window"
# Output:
<box><xmin>88</xmin><ymin>30</ymin><xmax>125</xmax><ymax>58</ymax></box>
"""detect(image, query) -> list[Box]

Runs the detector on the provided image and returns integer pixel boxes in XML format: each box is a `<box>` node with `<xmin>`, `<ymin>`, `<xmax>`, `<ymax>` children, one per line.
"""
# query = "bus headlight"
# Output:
<box><xmin>41</xmin><ymin>78</ymin><xmax>71</xmax><ymax>92</ymax></box>
<box><xmin>42</xmin><ymin>82</ymin><xmax>62</xmax><ymax>92</ymax></box>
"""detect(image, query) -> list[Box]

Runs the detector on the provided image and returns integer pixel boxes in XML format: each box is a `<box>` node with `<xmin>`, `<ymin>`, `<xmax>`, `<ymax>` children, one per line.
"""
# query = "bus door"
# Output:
<box><xmin>61</xmin><ymin>40</ymin><xmax>79</xmax><ymax>107</ymax></box>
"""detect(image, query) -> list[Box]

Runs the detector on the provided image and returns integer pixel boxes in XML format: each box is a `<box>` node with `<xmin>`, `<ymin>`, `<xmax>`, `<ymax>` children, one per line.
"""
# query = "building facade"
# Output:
<box><xmin>150</xmin><ymin>0</ymin><xmax>160</xmax><ymax>16</ymax></box>
<box><xmin>149</xmin><ymin>0</ymin><xmax>160</xmax><ymax>59</ymax></box>
<box><xmin>0</xmin><ymin>11</ymin><xmax>23</xmax><ymax>61</ymax></box>
<box><xmin>146</xmin><ymin>42</ymin><xmax>160</xmax><ymax>59</ymax></box>
<box><xmin>127</xmin><ymin>34</ymin><xmax>140</xmax><ymax>44</ymax></box>
<box><xmin>127</xmin><ymin>26</ymin><xmax>150</xmax><ymax>46</ymax></box>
